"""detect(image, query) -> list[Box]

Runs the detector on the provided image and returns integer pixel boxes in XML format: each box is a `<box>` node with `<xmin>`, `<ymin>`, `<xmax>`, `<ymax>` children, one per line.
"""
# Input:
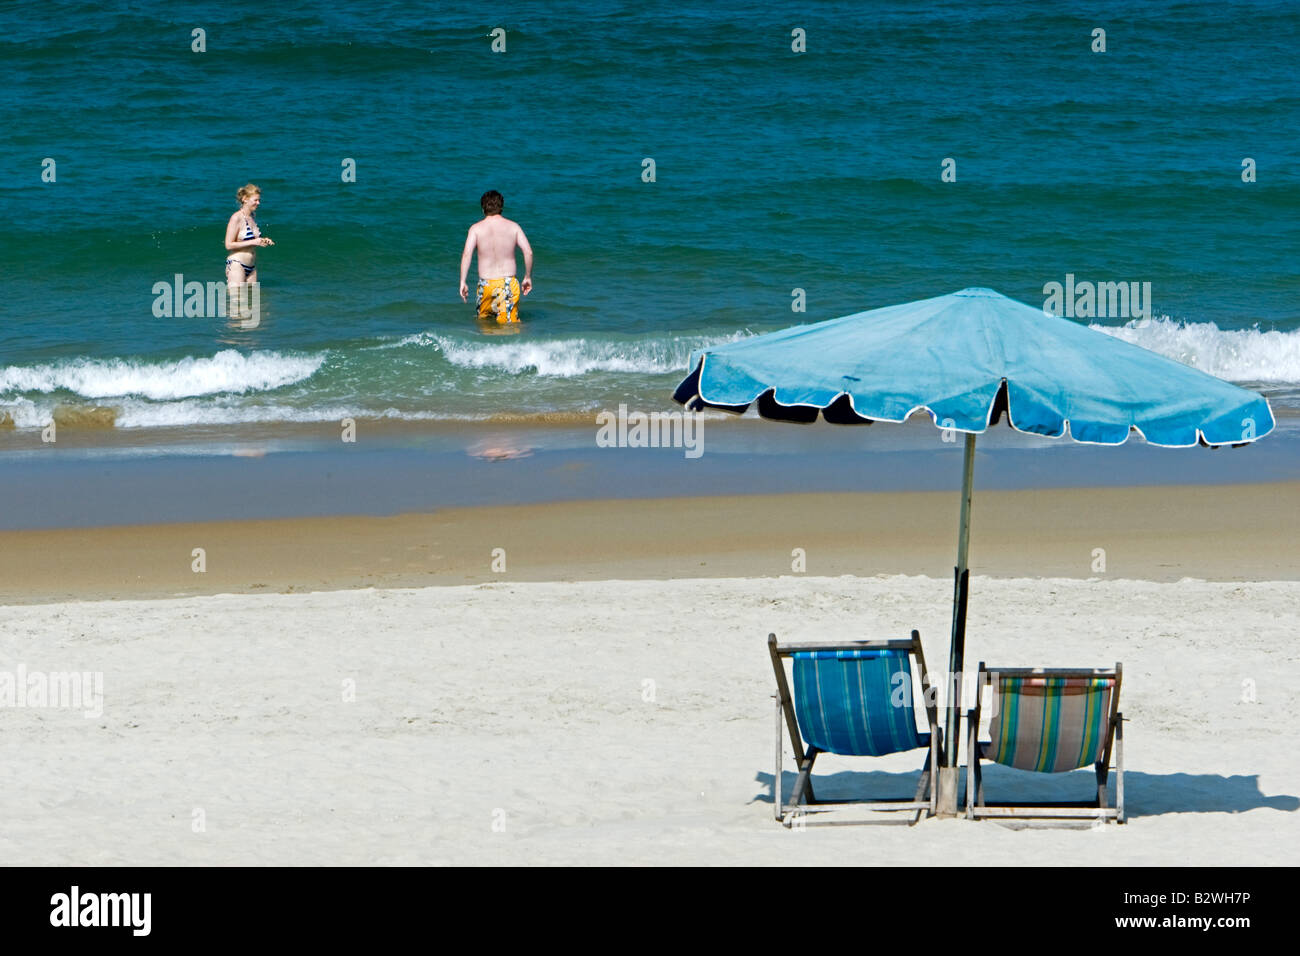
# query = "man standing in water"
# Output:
<box><xmin>459</xmin><ymin>190</ymin><xmax>533</xmax><ymax>324</ymax></box>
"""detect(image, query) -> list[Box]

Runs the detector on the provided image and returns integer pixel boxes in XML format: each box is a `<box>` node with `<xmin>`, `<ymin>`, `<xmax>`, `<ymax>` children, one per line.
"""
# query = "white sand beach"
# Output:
<box><xmin>2</xmin><ymin>573</ymin><xmax>1295</xmax><ymax>865</ymax></box>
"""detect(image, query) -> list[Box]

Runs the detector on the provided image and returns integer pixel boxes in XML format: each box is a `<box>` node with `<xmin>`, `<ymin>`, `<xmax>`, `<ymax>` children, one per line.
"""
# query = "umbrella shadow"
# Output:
<box><xmin>752</xmin><ymin>769</ymin><xmax>1299</xmax><ymax>820</ymax></box>
<box><xmin>1112</xmin><ymin>771</ymin><xmax>1299</xmax><ymax>818</ymax></box>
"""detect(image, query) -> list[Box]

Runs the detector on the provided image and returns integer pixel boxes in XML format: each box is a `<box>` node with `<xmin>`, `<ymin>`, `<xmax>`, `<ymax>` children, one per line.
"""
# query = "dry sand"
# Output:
<box><xmin>0</xmin><ymin>574</ymin><xmax>1295</xmax><ymax>865</ymax></box>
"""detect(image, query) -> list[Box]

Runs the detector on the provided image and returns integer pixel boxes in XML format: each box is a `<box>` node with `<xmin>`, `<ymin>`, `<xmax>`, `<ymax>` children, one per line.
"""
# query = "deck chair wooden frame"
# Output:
<box><xmin>769</xmin><ymin>630</ymin><xmax>942</xmax><ymax>827</ymax></box>
<box><xmin>965</xmin><ymin>662</ymin><xmax>1124</xmax><ymax>824</ymax></box>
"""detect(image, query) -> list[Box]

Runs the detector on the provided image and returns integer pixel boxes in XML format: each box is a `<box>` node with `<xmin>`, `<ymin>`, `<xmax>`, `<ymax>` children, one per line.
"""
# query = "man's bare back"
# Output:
<box><xmin>459</xmin><ymin>195</ymin><xmax>533</xmax><ymax>306</ymax></box>
<box><xmin>466</xmin><ymin>217</ymin><xmax>531</xmax><ymax>282</ymax></box>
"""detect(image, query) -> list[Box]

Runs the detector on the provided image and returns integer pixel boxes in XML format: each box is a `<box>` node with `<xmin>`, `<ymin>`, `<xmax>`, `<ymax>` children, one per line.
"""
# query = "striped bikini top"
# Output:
<box><xmin>241</xmin><ymin>215</ymin><xmax>256</xmax><ymax>240</ymax></box>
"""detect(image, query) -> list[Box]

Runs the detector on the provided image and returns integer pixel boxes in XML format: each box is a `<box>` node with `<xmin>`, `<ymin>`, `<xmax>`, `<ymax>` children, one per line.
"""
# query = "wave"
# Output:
<box><xmin>0</xmin><ymin>397</ymin><xmax>435</xmax><ymax>429</ymax></box>
<box><xmin>0</xmin><ymin>402</ymin><xmax>704</xmax><ymax>429</ymax></box>
<box><xmin>0</xmin><ymin>349</ymin><xmax>325</xmax><ymax>400</ymax></box>
<box><xmin>6</xmin><ymin>321</ymin><xmax>1296</xmax><ymax>433</ymax></box>
<box><xmin>1091</xmin><ymin>318</ymin><xmax>1300</xmax><ymax>384</ymax></box>
<box><xmin>0</xmin><ymin>397</ymin><xmax>740</xmax><ymax>430</ymax></box>
<box><xmin>388</xmin><ymin>331</ymin><xmax>753</xmax><ymax>378</ymax></box>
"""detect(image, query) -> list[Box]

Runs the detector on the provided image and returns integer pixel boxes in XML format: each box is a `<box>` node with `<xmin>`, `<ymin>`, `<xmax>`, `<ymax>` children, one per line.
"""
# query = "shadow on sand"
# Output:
<box><xmin>752</xmin><ymin>768</ymin><xmax>1299</xmax><ymax>820</ymax></box>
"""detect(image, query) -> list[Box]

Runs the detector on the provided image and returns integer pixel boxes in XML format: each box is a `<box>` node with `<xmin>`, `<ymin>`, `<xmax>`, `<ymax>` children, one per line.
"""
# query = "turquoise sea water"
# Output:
<box><xmin>3</xmin><ymin>0</ymin><xmax>1299</xmax><ymax>437</ymax></box>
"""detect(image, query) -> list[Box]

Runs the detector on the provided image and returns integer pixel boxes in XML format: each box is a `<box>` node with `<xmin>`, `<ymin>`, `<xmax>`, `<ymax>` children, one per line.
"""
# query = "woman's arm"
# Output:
<box><xmin>225</xmin><ymin>214</ymin><xmax>245</xmax><ymax>251</ymax></box>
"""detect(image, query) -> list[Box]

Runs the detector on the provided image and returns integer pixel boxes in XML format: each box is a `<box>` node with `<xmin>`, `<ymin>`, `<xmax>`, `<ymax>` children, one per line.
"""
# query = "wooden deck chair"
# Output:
<box><xmin>768</xmin><ymin>630</ymin><xmax>942</xmax><ymax>826</ymax></box>
<box><xmin>965</xmin><ymin>662</ymin><xmax>1124</xmax><ymax>823</ymax></box>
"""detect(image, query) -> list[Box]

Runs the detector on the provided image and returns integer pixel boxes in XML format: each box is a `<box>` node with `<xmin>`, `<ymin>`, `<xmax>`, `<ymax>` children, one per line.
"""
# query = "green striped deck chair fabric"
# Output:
<box><xmin>791</xmin><ymin>648</ymin><xmax>926</xmax><ymax>757</ymax></box>
<box><xmin>984</xmin><ymin>675</ymin><xmax>1115</xmax><ymax>773</ymax></box>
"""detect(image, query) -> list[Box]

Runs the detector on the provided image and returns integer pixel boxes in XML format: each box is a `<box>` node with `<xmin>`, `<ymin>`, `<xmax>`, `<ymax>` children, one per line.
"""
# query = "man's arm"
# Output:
<box><xmin>517</xmin><ymin>226</ymin><xmax>533</xmax><ymax>295</ymax></box>
<box><xmin>459</xmin><ymin>227</ymin><xmax>477</xmax><ymax>302</ymax></box>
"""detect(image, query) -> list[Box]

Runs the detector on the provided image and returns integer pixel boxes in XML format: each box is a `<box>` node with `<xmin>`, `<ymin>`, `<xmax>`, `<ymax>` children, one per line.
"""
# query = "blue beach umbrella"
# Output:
<box><xmin>672</xmin><ymin>287</ymin><xmax>1274</xmax><ymax>776</ymax></box>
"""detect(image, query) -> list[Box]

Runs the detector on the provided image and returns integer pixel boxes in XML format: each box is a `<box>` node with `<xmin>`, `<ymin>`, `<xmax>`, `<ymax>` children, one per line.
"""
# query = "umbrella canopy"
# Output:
<box><xmin>673</xmin><ymin>287</ymin><xmax>1274</xmax><ymax>788</ymax></box>
<box><xmin>674</xmin><ymin>287</ymin><xmax>1273</xmax><ymax>447</ymax></box>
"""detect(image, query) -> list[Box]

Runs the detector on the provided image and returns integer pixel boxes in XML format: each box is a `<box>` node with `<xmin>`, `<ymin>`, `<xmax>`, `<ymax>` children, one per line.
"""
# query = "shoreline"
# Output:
<box><xmin>2</xmin><ymin>482</ymin><xmax>1297</xmax><ymax>606</ymax></box>
<box><xmin>3</xmin><ymin>418</ymin><xmax>1298</xmax><ymax>532</ymax></box>
<box><xmin>3</xmin><ymin>404</ymin><xmax>1298</xmax><ymax>447</ymax></box>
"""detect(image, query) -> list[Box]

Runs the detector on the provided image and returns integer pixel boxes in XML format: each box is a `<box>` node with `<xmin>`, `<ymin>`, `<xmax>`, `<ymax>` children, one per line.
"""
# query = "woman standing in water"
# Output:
<box><xmin>224</xmin><ymin>184</ymin><xmax>273</xmax><ymax>323</ymax></box>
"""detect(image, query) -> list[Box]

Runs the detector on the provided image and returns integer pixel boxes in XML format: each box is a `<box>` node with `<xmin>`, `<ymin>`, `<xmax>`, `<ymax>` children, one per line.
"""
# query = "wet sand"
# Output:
<box><xmin>2</xmin><ymin>482</ymin><xmax>1297</xmax><ymax>605</ymax></box>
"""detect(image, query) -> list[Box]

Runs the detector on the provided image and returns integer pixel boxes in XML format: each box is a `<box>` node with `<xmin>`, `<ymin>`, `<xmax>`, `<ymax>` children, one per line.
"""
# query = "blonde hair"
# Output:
<box><xmin>236</xmin><ymin>183</ymin><xmax>261</xmax><ymax>204</ymax></box>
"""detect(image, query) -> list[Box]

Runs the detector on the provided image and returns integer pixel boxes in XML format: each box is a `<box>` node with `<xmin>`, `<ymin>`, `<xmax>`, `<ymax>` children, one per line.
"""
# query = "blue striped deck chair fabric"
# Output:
<box><xmin>768</xmin><ymin>631</ymin><xmax>942</xmax><ymax>827</ymax></box>
<box><xmin>966</xmin><ymin>663</ymin><xmax>1124</xmax><ymax>824</ymax></box>
<box><xmin>791</xmin><ymin>649</ymin><xmax>923</xmax><ymax>757</ymax></box>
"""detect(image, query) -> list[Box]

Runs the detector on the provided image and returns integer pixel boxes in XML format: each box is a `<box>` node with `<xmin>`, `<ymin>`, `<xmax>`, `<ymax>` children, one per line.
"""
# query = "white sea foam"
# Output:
<box><xmin>1</xmin><ymin>397</ymin><xmax>739</xmax><ymax>429</ymax></box>
<box><xmin>0</xmin><ymin>399</ymin><xmax>430</xmax><ymax>429</ymax></box>
<box><xmin>0</xmin><ymin>350</ymin><xmax>325</xmax><ymax>400</ymax></box>
<box><xmin>1091</xmin><ymin>318</ymin><xmax>1300</xmax><ymax>384</ymax></box>
<box><xmin>113</xmin><ymin>401</ymin><xmax>376</xmax><ymax>428</ymax></box>
<box><xmin>391</xmin><ymin>331</ymin><xmax>753</xmax><ymax>377</ymax></box>
<box><xmin>5</xmin><ymin>322</ymin><xmax>1295</xmax><ymax>433</ymax></box>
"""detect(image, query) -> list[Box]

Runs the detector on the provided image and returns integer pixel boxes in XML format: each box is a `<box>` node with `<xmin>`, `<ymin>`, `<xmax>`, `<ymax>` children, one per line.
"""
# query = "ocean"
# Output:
<box><xmin>3</xmin><ymin>0</ymin><xmax>1299</xmax><ymax>443</ymax></box>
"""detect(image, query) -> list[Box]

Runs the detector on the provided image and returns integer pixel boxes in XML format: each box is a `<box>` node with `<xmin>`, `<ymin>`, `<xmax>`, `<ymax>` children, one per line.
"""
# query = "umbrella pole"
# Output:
<box><xmin>937</xmin><ymin>433</ymin><xmax>975</xmax><ymax>815</ymax></box>
<box><xmin>947</xmin><ymin>432</ymin><xmax>976</xmax><ymax>765</ymax></box>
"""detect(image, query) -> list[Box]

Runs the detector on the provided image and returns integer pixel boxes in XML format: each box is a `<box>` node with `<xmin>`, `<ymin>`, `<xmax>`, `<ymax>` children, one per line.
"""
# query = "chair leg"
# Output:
<box><xmin>1095</xmin><ymin>762</ymin><xmax>1109</xmax><ymax>812</ymax></box>
<box><xmin>773</xmin><ymin>695</ymin><xmax>783</xmax><ymax>822</ymax></box>
<box><xmin>966</xmin><ymin>718</ymin><xmax>976</xmax><ymax>818</ymax></box>
<box><xmin>1116</xmin><ymin>713</ymin><xmax>1126</xmax><ymax>824</ymax></box>
<box><xmin>788</xmin><ymin>747</ymin><xmax>818</xmax><ymax>822</ymax></box>
<box><xmin>912</xmin><ymin>751</ymin><xmax>931</xmax><ymax>803</ymax></box>
<box><xmin>910</xmin><ymin>747</ymin><xmax>934</xmax><ymax>825</ymax></box>
<box><xmin>934</xmin><ymin>728</ymin><xmax>943</xmax><ymax>815</ymax></box>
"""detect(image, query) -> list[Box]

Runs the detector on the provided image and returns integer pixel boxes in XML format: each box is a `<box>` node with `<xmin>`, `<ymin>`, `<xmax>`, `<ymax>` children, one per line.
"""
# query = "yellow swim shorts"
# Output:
<box><xmin>476</xmin><ymin>276</ymin><xmax>520</xmax><ymax>324</ymax></box>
